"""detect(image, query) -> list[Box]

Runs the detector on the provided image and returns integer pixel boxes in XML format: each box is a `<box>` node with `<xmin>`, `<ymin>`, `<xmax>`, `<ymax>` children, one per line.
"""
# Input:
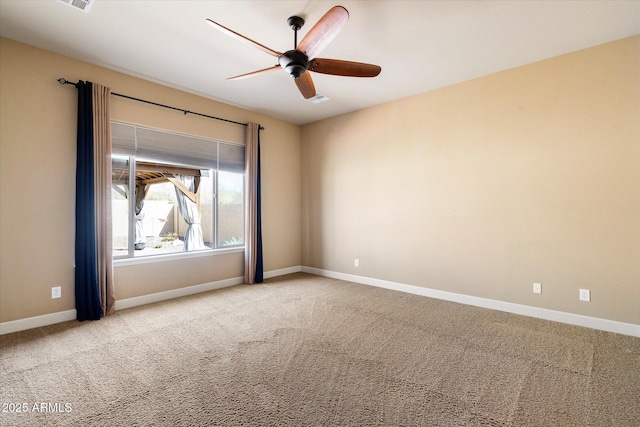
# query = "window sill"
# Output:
<box><xmin>113</xmin><ymin>246</ymin><xmax>244</xmax><ymax>267</ymax></box>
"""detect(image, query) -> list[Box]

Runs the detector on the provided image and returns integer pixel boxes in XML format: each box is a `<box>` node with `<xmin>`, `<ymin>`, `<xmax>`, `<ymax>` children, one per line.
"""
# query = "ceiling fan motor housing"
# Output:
<box><xmin>279</xmin><ymin>50</ymin><xmax>310</xmax><ymax>78</ymax></box>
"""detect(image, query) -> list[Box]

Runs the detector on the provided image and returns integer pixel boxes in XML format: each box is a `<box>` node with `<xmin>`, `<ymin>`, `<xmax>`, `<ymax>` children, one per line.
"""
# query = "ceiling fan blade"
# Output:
<box><xmin>227</xmin><ymin>65</ymin><xmax>281</xmax><ymax>81</ymax></box>
<box><xmin>296</xmin><ymin>6</ymin><xmax>349</xmax><ymax>60</ymax></box>
<box><xmin>294</xmin><ymin>72</ymin><xmax>316</xmax><ymax>99</ymax></box>
<box><xmin>310</xmin><ymin>58</ymin><xmax>381</xmax><ymax>77</ymax></box>
<box><xmin>206</xmin><ymin>18</ymin><xmax>282</xmax><ymax>58</ymax></box>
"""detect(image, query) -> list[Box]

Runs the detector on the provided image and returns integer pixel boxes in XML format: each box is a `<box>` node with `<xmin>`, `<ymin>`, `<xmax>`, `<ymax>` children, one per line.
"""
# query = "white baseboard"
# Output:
<box><xmin>0</xmin><ymin>310</ymin><xmax>78</xmax><ymax>336</ymax></box>
<box><xmin>114</xmin><ymin>276</ymin><xmax>245</xmax><ymax>311</ymax></box>
<box><xmin>0</xmin><ymin>266</ymin><xmax>302</xmax><ymax>335</ymax></box>
<box><xmin>301</xmin><ymin>266</ymin><xmax>640</xmax><ymax>338</ymax></box>
<box><xmin>264</xmin><ymin>265</ymin><xmax>302</xmax><ymax>279</ymax></box>
<box><xmin>7</xmin><ymin>265</ymin><xmax>634</xmax><ymax>337</ymax></box>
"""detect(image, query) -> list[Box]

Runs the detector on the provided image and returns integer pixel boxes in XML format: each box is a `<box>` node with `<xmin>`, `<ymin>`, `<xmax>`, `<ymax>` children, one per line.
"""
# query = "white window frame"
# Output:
<box><xmin>111</xmin><ymin>122</ymin><xmax>245</xmax><ymax>264</ymax></box>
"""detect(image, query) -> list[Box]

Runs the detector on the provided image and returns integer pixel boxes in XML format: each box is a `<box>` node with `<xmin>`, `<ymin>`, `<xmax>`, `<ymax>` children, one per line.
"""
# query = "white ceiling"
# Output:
<box><xmin>1</xmin><ymin>0</ymin><xmax>638</xmax><ymax>125</ymax></box>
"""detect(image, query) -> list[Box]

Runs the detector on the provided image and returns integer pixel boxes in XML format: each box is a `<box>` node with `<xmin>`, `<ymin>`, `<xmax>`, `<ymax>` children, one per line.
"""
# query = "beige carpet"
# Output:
<box><xmin>1</xmin><ymin>273</ymin><xmax>638</xmax><ymax>426</ymax></box>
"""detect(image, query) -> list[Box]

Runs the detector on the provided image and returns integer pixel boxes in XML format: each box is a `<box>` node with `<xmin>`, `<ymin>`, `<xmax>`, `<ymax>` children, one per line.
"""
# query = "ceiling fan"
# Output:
<box><xmin>206</xmin><ymin>5</ymin><xmax>381</xmax><ymax>100</ymax></box>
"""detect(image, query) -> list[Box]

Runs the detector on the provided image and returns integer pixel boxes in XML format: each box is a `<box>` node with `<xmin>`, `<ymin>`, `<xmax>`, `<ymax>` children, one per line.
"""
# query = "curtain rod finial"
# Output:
<box><xmin>58</xmin><ymin>78</ymin><xmax>78</xmax><ymax>86</ymax></box>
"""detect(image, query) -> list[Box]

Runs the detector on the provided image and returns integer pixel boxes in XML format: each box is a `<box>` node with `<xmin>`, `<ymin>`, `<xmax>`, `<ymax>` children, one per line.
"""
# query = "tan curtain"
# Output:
<box><xmin>244</xmin><ymin>123</ymin><xmax>261</xmax><ymax>284</ymax></box>
<box><xmin>92</xmin><ymin>84</ymin><xmax>116</xmax><ymax>315</ymax></box>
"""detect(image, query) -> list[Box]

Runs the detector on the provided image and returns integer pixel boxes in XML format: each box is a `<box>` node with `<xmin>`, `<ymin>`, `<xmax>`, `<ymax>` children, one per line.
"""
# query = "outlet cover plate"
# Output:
<box><xmin>52</xmin><ymin>286</ymin><xmax>61</xmax><ymax>299</ymax></box>
<box><xmin>533</xmin><ymin>283</ymin><xmax>542</xmax><ymax>294</ymax></box>
<box><xmin>579</xmin><ymin>288</ymin><xmax>590</xmax><ymax>302</ymax></box>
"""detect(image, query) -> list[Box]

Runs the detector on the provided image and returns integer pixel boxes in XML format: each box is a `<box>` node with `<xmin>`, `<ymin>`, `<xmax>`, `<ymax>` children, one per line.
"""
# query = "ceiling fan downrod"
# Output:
<box><xmin>282</xmin><ymin>16</ymin><xmax>309</xmax><ymax>79</ymax></box>
<box><xmin>287</xmin><ymin>15</ymin><xmax>305</xmax><ymax>47</ymax></box>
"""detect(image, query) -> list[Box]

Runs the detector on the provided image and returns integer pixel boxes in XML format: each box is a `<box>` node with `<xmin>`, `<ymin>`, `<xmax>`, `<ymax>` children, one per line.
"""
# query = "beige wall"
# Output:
<box><xmin>0</xmin><ymin>38</ymin><xmax>301</xmax><ymax>322</ymax></box>
<box><xmin>301</xmin><ymin>36</ymin><xmax>640</xmax><ymax>325</ymax></box>
<box><xmin>2</xmin><ymin>35</ymin><xmax>638</xmax><ymax>327</ymax></box>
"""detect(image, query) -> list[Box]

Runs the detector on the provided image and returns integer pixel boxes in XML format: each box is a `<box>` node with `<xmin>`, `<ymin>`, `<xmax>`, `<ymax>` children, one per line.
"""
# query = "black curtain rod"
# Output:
<box><xmin>58</xmin><ymin>78</ymin><xmax>263</xmax><ymax>130</ymax></box>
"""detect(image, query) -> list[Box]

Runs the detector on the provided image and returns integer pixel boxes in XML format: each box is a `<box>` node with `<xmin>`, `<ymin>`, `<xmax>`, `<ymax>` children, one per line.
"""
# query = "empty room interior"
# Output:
<box><xmin>0</xmin><ymin>1</ymin><xmax>639</xmax><ymax>425</ymax></box>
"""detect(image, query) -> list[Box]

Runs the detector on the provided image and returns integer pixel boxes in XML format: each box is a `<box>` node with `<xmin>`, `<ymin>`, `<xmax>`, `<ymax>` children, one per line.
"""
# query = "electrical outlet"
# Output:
<box><xmin>579</xmin><ymin>288</ymin><xmax>590</xmax><ymax>302</ymax></box>
<box><xmin>51</xmin><ymin>286</ymin><xmax>62</xmax><ymax>299</ymax></box>
<box><xmin>354</xmin><ymin>259</ymin><xmax>359</xmax><ymax>267</ymax></box>
<box><xmin>533</xmin><ymin>282</ymin><xmax>542</xmax><ymax>294</ymax></box>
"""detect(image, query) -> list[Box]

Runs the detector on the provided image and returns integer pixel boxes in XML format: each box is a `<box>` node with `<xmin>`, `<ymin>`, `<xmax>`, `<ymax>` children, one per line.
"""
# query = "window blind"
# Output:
<box><xmin>111</xmin><ymin>122</ymin><xmax>245</xmax><ymax>173</ymax></box>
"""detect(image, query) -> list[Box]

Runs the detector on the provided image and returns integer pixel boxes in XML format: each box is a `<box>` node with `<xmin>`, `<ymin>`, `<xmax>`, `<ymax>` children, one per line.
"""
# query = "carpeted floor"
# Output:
<box><xmin>1</xmin><ymin>273</ymin><xmax>638</xmax><ymax>426</ymax></box>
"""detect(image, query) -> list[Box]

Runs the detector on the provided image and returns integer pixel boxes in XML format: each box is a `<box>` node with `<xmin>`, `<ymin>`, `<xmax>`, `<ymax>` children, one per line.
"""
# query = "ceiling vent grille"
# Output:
<box><xmin>308</xmin><ymin>94</ymin><xmax>330</xmax><ymax>104</ymax></box>
<box><xmin>57</xmin><ymin>0</ymin><xmax>93</xmax><ymax>13</ymax></box>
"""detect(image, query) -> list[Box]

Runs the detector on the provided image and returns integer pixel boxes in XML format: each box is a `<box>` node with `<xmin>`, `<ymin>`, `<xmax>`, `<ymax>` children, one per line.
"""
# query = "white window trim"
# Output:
<box><xmin>113</xmin><ymin>246</ymin><xmax>244</xmax><ymax>267</ymax></box>
<box><xmin>111</xmin><ymin>121</ymin><xmax>246</xmax><ymax>262</ymax></box>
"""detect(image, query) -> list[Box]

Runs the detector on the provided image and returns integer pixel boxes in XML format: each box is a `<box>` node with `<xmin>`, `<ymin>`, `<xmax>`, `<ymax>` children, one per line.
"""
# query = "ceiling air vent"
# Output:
<box><xmin>57</xmin><ymin>0</ymin><xmax>93</xmax><ymax>13</ymax></box>
<box><xmin>308</xmin><ymin>94</ymin><xmax>330</xmax><ymax>104</ymax></box>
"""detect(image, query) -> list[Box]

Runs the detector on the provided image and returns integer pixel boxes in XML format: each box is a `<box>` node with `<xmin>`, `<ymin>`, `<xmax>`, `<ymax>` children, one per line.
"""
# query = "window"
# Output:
<box><xmin>111</xmin><ymin>122</ymin><xmax>245</xmax><ymax>259</ymax></box>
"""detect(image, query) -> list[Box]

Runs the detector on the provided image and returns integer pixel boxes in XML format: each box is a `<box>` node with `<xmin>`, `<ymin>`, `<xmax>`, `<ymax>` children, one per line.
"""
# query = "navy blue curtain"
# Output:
<box><xmin>254</xmin><ymin>131</ymin><xmax>263</xmax><ymax>283</ymax></box>
<box><xmin>75</xmin><ymin>81</ymin><xmax>103</xmax><ymax>321</ymax></box>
